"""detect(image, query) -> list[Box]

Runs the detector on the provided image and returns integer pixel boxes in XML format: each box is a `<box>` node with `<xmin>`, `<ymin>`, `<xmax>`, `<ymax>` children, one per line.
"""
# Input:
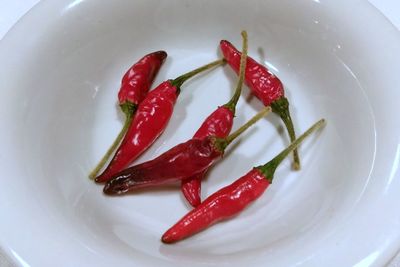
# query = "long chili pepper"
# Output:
<box><xmin>95</xmin><ymin>59</ymin><xmax>225</xmax><ymax>183</ymax></box>
<box><xmin>162</xmin><ymin>119</ymin><xmax>326</xmax><ymax>244</ymax></box>
<box><xmin>89</xmin><ymin>51</ymin><xmax>167</xmax><ymax>179</ymax></box>
<box><xmin>181</xmin><ymin>31</ymin><xmax>248</xmax><ymax>207</ymax></box>
<box><xmin>103</xmin><ymin>106</ymin><xmax>272</xmax><ymax>195</ymax></box>
<box><xmin>220</xmin><ymin>40</ymin><xmax>301</xmax><ymax>170</ymax></box>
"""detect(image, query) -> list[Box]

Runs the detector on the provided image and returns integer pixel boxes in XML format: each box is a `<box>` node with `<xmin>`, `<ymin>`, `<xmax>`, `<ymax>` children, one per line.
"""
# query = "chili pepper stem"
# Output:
<box><xmin>88</xmin><ymin>102</ymin><xmax>136</xmax><ymax>179</ymax></box>
<box><xmin>257</xmin><ymin>119</ymin><xmax>326</xmax><ymax>181</ymax></box>
<box><xmin>271</xmin><ymin>97</ymin><xmax>301</xmax><ymax>170</ymax></box>
<box><xmin>223</xmin><ymin>31</ymin><xmax>248</xmax><ymax>113</ymax></box>
<box><xmin>170</xmin><ymin>59</ymin><xmax>226</xmax><ymax>89</ymax></box>
<box><xmin>215</xmin><ymin>106</ymin><xmax>271</xmax><ymax>151</ymax></box>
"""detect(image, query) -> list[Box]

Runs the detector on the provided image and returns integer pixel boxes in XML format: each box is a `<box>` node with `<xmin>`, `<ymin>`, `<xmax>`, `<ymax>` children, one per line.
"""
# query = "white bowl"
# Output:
<box><xmin>1</xmin><ymin>0</ymin><xmax>400</xmax><ymax>266</ymax></box>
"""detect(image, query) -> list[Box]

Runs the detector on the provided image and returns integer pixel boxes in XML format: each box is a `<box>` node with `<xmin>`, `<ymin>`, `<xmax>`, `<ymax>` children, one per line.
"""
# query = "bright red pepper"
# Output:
<box><xmin>119</xmin><ymin>51</ymin><xmax>168</xmax><ymax>105</ymax></box>
<box><xmin>181</xmin><ymin>31</ymin><xmax>248</xmax><ymax>207</ymax></box>
<box><xmin>220</xmin><ymin>41</ymin><xmax>301</xmax><ymax>170</ymax></box>
<box><xmin>103</xmin><ymin>107</ymin><xmax>272</xmax><ymax>194</ymax></box>
<box><xmin>164</xmin><ymin>169</ymin><xmax>268</xmax><ymax>243</ymax></box>
<box><xmin>162</xmin><ymin>119</ymin><xmax>326</xmax><ymax>243</ymax></box>
<box><xmin>89</xmin><ymin>51</ymin><xmax>167</xmax><ymax>179</ymax></box>
<box><xmin>95</xmin><ymin>59</ymin><xmax>225</xmax><ymax>183</ymax></box>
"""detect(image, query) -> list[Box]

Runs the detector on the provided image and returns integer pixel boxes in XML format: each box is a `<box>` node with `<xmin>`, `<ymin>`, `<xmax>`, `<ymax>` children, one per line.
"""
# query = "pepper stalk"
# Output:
<box><xmin>257</xmin><ymin>119</ymin><xmax>326</xmax><ymax>180</ymax></box>
<box><xmin>223</xmin><ymin>30</ymin><xmax>248</xmax><ymax>114</ymax></box>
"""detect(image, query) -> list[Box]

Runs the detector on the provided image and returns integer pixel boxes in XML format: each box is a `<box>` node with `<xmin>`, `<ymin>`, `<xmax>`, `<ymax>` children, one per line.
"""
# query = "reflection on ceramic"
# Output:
<box><xmin>0</xmin><ymin>0</ymin><xmax>400</xmax><ymax>266</ymax></box>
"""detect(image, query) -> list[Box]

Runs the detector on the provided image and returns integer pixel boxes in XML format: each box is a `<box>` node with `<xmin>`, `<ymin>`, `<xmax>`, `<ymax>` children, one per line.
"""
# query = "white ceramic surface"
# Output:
<box><xmin>1</xmin><ymin>0</ymin><xmax>400</xmax><ymax>266</ymax></box>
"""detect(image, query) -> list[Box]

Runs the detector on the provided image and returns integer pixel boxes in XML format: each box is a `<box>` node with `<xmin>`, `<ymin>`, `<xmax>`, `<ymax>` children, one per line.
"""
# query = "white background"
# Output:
<box><xmin>0</xmin><ymin>0</ymin><xmax>399</xmax><ymax>266</ymax></box>
<box><xmin>1</xmin><ymin>0</ymin><xmax>399</xmax><ymax>38</ymax></box>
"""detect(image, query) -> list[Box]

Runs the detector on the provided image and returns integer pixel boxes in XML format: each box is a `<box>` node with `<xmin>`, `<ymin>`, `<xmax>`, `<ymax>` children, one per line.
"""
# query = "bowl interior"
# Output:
<box><xmin>1</xmin><ymin>0</ymin><xmax>400</xmax><ymax>266</ymax></box>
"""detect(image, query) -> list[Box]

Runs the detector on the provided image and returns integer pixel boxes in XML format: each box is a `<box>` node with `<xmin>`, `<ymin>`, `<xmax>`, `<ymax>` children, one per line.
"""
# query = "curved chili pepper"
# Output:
<box><xmin>95</xmin><ymin>59</ymin><xmax>225</xmax><ymax>183</ymax></box>
<box><xmin>103</xmin><ymin>107</ymin><xmax>272</xmax><ymax>195</ymax></box>
<box><xmin>89</xmin><ymin>51</ymin><xmax>167</xmax><ymax>179</ymax></box>
<box><xmin>181</xmin><ymin>31</ymin><xmax>248</xmax><ymax>207</ymax></box>
<box><xmin>119</xmin><ymin>51</ymin><xmax>168</xmax><ymax>105</ymax></box>
<box><xmin>220</xmin><ymin>41</ymin><xmax>301</xmax><ymax>170</ymax></box>
<box><xmin>162</xmin><ymin>119</ymin><xmax>326</xmax><ymax>243</ymax></box>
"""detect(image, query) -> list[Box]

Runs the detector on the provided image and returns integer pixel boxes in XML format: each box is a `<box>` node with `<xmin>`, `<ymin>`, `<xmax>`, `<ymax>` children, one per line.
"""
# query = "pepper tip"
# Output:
<box><xmin>220</xmin><ymin>39</ymin><xmax>231</xmax><ymax>46</ymax></box>
<box><xmin>155</xmin><ymin>50</ymin><xmax>168</xmax><ymax>61</ymax></box>
<box><xmin>161</xmin><ymin>233</ymin><xmax>175</xmax><ymax>244</ymax></box>
<box><xmin>94</xmin><ymin>175</ymin><xmax>104</xmax><ymax>184</ymax></box>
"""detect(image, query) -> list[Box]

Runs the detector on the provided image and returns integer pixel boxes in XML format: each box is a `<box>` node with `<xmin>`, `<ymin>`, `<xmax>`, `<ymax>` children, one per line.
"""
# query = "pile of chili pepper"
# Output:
<box><xmin>94</xmin><ymin>57</ymin><xmax>226</xmax><ymax>183</ymax></box>
<box><xmin>181</xmin><ymin>31</ymin><xmax>248</xmax><ymax>207</ymax></box>
<box><xmin>88</xmin><ymin>30</ymin><xmax>326</xmax><ymax>244</ymax></box>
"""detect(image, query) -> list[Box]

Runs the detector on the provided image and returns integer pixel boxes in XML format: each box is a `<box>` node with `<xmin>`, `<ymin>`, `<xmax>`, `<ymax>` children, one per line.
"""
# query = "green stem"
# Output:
<box><xmin>271</xmin><ymin>97</ymin><xmax>301</xmax><ymax>170</ymax></box>
<box><xmin>214</xmin><ymin>106</ymin><xmax>272</xmax><ymax>151</ymax></box>
<box><xmin>257</xmin><ymin>119</ymin><xmax>326</xmax><ymax>181</ymax></box>
<box><xmin>170</xmin><ymin>58</ymin><xmax>226</xmax><ymax>89</ymax></box>
<box><xmin>223</xmin><ymin>30</ymin><xmax>248</xmax><ymax>113</ymax></box>
<box><xmin>88</xmin><ymin>102</ymin><xmax>136</xmax><ymax>179</ymax></box>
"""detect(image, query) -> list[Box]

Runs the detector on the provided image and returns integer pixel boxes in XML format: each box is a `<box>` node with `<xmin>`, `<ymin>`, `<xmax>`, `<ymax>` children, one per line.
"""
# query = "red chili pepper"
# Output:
<box><xmin>89</xmin><ymin>51</ymin><xmax>167</xmax><ymax>179</ymax></box>
<box><xmin>95</xmin><ymin>59</ymin><xmax>225</xmax><ymax>183</ymax></box>
<box><xmin>220</xmin><ymin>40</ymin><xmax>301</xmax><ymax>170</ymax></box>
<box><xmin>119</xmin><ymin>51</ymin><xmax>167</xmax><ymax>105</ymax></box>
<box><xmin>181</xmin><ymin>31</ymin><xmax>248</xmax><ymax>207</ymax></box>
<box><xmin>103</xmin><ymin>107</ymin><xmax>272</xmax><ymax>194</ymax></box>
<box><xmin>162</xmin><ymin>119</ymin><xmax>325</xmax><ymax>243</ymax></box>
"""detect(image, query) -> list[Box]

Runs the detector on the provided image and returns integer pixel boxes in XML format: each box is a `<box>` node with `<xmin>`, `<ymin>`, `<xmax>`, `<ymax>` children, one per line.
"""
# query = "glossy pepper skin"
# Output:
<box><xmin>163</xmin><ymin>168</ymin><xmax>269</xmax><ymax>243</ymax></box>
<box><xmin>119</xmin><ymin>51</ymin><xmax>168</xmax><ymax>106</ymax></box>
<box><xmin>103</xmin><ymin>106</ymin><xmax>271</xmax><ymax>194</ymax></box>
<box><xmin>89</xmin><ymin>51</ymin><xmax>167</xmax><ymax>179</ymax></box>
<box><xmin>220</xmin><ymin>40</ymin><xmax>300</xmax><ymax>170</ymax></box>
<box><xmin>162</xmin><ymin>119</ymin><xmax>325</xmax><ymax>244</ymax></box>
<box><xmin>95</xmin><ymin>59</ymin><xmax>226</xmax><ymax>183</ymax></box>
<box><xmin>95</xmin><ymin>81</ymin><xmax>177</xmax><ymax>183</ymax></box>
<box><xmin>181</xmin><ymin>107</ymin><xmax>234</xmax><ymax>206</ymax></box>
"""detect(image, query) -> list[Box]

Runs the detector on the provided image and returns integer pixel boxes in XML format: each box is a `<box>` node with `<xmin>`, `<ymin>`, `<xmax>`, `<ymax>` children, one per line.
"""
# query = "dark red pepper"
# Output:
<box><xmin>181</xmin><ymin>31</ymin><xmax>248</xmax><ymax>207</ymax></box>
<box><xmin>103</xmin><ymin>106</ymin><xmax>272</xmax><ymax>194</ymax></box>
<box><xmin>89</xmin><ymin>51</ymin><xmax>167</xmax><ymax>179</ymax></box>
<box><xmin>95</xmin><ymin>59</ymin><xmax>225</xmax><ymax>183</ymax></box>
<box><xmin>180</xmin><ymin>107</ymin><xmax>233</xmax><ymax>206</ymax></box>
<box><xmin>162</xmin><ymin>119</ymin><xmax>326</xmax><ymax>243</ymax></box>
<box><xmin>220</xmin><ymin>41</ymin><xmax>301</xmax><ymax>170</ymax></box>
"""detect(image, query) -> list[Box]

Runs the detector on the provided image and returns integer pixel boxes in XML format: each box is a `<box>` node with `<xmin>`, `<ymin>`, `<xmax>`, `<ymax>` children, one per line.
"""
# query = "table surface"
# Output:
<box><xmin>0</xmin><ymin>1</ymin><xmax>399</xmax><ymax>267</ymax></box>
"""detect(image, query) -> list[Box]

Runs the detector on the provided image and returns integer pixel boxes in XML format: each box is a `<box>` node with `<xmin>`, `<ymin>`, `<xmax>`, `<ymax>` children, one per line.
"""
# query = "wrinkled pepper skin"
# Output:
<box><xmin>118</xmin><ymin>51</ymin><xmax>167</xmax><ymax>105</ymax></box>
<box><xmin>181</xmin><ymin>106</ymin><xmax>234</xmax><ymax>207</ymax></box>
<box><xmin>220</xmin><ymin>40</ymin><xmax>300</xmax><ymax>170</ymax></box>
<box><xmin>220</xmin><ymin>40</ymin><xmax>283</xmax><ymax>106</ymax></box>
<box><xmin>96</xmin><ymin>81</ymin><xmax>178</xmax><ymax>183</ymax></box>
<box><xmin>162</xmin><ymin>168</ymin><xmax>270</xmax><ymax>243</ymax></box>
<box><xmin>103</xmin><ymin>137</ymin><xmax>224</xmax><ymax>194</ymax></box>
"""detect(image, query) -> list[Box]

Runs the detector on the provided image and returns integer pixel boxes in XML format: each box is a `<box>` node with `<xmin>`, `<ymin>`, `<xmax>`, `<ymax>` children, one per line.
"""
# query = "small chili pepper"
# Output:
<box><xmin>220</xmin><ymin>40</ymin><xmax>301</xmax><ymax>170</ymax></box>
<box><xmin>162</xmin><ymin>119</ymin><xmax>325</xmax><ymax>243</ymax></box>
<box><xmin>95</xmin><ymin>59</ymin><xmax>225</xmax><ymax>183</ymax></box>
<box><xmin>103</xmin><ymin>106</ymin><xmax>272</xmax><ymax>195</ymax></box>
<box><xmin>181</xmin><ymin>31</ymin><xmax>248</xmax><ymax>207</ymax></box>
<box><xmin>89</xmin><ymin>51</ymin><xmax>167</xmax><ymax>179</ymax></box>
